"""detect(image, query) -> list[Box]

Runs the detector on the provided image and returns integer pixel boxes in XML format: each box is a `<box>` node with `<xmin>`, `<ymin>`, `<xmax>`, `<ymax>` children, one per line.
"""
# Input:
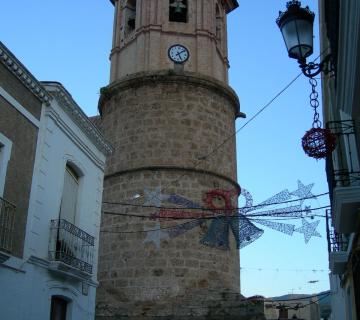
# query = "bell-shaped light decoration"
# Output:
<box><xmin>276</xmin><ymin>1</ymin><xmax>315</xmax><ymax>62</ymax></box>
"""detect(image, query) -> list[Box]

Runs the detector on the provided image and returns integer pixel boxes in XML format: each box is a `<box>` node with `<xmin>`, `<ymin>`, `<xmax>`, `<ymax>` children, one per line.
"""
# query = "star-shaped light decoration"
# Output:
<box><xmin>144</xmin><ymin>187</ymin><xmax>169</xmax><ymax>207</ymax></box>
<box><xmin>290</xmin><ymin>180</ymin><xmax>316</xmax><ymax>204</ymax></box>
<box><xmin>143</xmin><ymin>221</ymin><xmax>169</xmax><ymax>249</ymax></box>
<box><xmin>295</xmin><ymin>218</ymin><xmax>321</xmax><ymax>243</ymax></box>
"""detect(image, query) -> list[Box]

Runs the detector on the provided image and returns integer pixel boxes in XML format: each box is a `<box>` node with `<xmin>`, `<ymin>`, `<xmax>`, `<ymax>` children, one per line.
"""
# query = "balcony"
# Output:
<box><xmin>326</xmin><ymin>210</ymin><xmax>349</xmax><ymax>275</ymax></box>
<box><xmin>0</xmin><ymin>197</ymin><xmax>15</xmax><ymax>256</ymax></box>
<box><xmin>326</xmin><ymin>120</ymin><xmax>360</xmax><ymax>233</ymax></box>
<box><xmin>49</xmin><ymin>219</ymin><xmax>94</xmax><ymax>277</ymax></box>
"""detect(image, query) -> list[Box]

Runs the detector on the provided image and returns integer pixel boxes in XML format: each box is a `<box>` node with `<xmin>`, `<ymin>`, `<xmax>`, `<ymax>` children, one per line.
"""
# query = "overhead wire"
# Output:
<box><xmin>102</xmin><ymin>191</ymin><xmax>329</xmax><ymax>211</ymax></box>
<box><xmin>102</xmin><ymin>204</ymin><xmax>330</xmax><ymax>220</ymax></box>
<box><xmin>100</xmin><ymin>205</ymin><xmax>329</xmax><ymax>234</ymax></box>
<box><xmin>128</xmin><ymin>50</ymin><xmax>330</xmax><ymax>208</ymax></box>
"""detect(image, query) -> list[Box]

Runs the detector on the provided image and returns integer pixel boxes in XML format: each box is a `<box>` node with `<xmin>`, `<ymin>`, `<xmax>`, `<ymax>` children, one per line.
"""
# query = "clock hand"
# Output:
<box><xmin>176</xmin><ymin>50</ymin><xmax>186</xmax><ymax>57</ymax></box>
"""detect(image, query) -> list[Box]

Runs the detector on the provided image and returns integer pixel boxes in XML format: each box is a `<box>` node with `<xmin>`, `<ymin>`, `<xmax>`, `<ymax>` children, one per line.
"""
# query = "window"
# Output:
<box><xmin>0</xmin><ymin>133</ymin><xmax>12</xmax><ymax>198</ymax></box>
<box><xmin>169</xmin><ymin>0</ymin><xmax>187</xmax><ymax>23</ymax></box>
<box><xmin>50</xmin><ymin>296</ymin><xmax>68</xmax><ymax>320</ymax></box>
<box><xmin>59</xmin><ymin>164</ymin><xmax>79</xmax><ymax>224</ymax></box>
<box><xmin>124</xmin><ymin>0</ymin><xmax>136</xmax><ymax>35</ymax></box>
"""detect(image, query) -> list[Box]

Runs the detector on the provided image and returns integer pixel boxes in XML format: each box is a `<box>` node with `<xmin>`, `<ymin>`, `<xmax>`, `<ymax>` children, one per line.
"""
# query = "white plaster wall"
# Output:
<box><xmin>24</xmin><ymin>98</ymin><xmax>106</xmax><ymax>279</ymax></box>
<box><xmin>329</xmin><ymin>274</ymin><xmax>346</xmax><ymax>320</ymax></box>
<box><xmin>0</xmin><ymin>94</ymin><xmax>107</xmax><ymax>320</ymax></box>
<box><xmin>0</xmin><ymin>259</ymin><xmax>97</xmax><ymax>320</ymax></box>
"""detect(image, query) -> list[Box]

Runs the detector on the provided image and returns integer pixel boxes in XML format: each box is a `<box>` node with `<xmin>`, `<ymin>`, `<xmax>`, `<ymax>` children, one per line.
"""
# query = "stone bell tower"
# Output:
<box><xmin>95</xmin><ymin>0</ymin><xmax>255</xmax><ymax>319</ymax></box>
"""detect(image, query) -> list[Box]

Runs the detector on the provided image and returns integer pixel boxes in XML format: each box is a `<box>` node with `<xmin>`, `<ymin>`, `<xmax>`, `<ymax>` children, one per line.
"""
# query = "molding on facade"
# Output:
<box><xmin>44</xmin><ymin>107</ymin><xmax>107</xmax><ymax>170</ymax></box>
<box><xmin>28</xmin><ymin>255</ymin><xmax>50</xmax><ymax>269</ymax></box>
<box><xmin>28</xmin><ymin>256</ymin><xmax>98</xmax><ymax>286</ymax></box>
<box><xmin>105</xmin><ymin>165</ymin><xmax>241</xmax><ymax>193</ymax></box>
<box><xmin>48</xmin><ymin>261</ymin><xmax>92</xmax><ymax>281</ymax></box>
<box><xmin>0</xmin><ymin>42</ymin><xmax>51</xmax><ymax>106</ymax></box>
<box><xmin>220</xmin><ymin>0</ymin><xmax>239</xmax><ymax>14</ymax></box>
<box><xmin>333</xmin><ymin>186</ymin><xmax>360</xmax><ymax>233</ymax></box>
<box><xmin>42</xmin><ymin>82</ymin><xmax>113</xmax><ymax>157</ymax></box>
<box><xmin>99</xmin><ymin>70</ymin><xmax>244</xmax><ymax>118</ymax></box>
<box><xmin>108</xmin><ymin>0</ymin><xmax>239</xmax><ymax>14</ymax></box>
<box><xmin>0</xmin><ymin>251</ymin><xmax>11</xmax><ymax>264</ymax></box>
<box><xmin>329</xmin><ymin>251</ymin><xmax>348</xmax><ymax>275</ymax></box>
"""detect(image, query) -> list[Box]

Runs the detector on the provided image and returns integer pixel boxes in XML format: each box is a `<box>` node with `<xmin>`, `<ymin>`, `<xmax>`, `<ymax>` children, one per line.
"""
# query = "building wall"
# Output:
<box><xmin>96</xmin><ymin>71</ymin><xmax>241</xmax><ymax>318</ymax></box>
<box><xmin>319</xmin><ymin>0</ymin><xmax>360</xmax><ymax>319</ymax></box>
<box><xmin>0</xmin><ymin>62</ymin><xmax>42</xmax><ymax>258</ymax></box>
<box><xmin>0</xmin><ymin>94</ymin><xmax>108</xmax><ymax>319</ymax></box>
<box><xmin>0</xmin><ymin>261</ymin><xmax>97</xmax><ymax>320</ymax></box>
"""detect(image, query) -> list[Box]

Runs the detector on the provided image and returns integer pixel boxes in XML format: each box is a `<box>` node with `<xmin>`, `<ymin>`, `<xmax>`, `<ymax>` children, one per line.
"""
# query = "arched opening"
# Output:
<box><xmin>169</xmin><ymin>0</ymin><xmax>187</xmax><ymax>23</ymax></box>
<box><xmin>59</xmin><ymin>163</ymin><xmax>80</xmax><ymax>224</ymax></box>
<box><xmin>125</xmin><ymin>0</ymin><xmax>137</xmax><ymax>35</ymax></box>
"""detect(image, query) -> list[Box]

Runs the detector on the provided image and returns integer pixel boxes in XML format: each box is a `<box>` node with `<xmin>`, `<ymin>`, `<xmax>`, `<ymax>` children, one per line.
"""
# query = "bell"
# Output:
<box><xmin>174</xmin><ymin>5</ymin><xmax>182</xmax><ymax>13</ymax></box>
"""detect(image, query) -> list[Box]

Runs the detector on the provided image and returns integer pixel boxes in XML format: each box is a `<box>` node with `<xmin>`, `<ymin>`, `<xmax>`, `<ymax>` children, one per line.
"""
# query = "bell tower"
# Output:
<box><xmin>96</xmin><ymin>1</ymin><xmax>250</xmax><ymax>319</ymax></box>
<box><xmin>109</xmin><ymin>0</ymin><xmax>237</xmax><ymax>82</ymax></box>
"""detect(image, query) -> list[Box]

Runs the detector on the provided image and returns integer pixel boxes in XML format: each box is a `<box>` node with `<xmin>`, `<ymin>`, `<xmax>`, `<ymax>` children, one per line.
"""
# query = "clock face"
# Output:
<box><xmin>168</xmin><ymin>44</ymin><xmax>189</xmax><ymax>63</ymax></box>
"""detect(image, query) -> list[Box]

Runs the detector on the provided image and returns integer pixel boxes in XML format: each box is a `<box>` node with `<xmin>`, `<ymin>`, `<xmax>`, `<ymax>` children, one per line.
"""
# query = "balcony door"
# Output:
<box><xmin>59</xmin><ymin>165</ymin><xmax>79</xmax><ymax>224</ymax></box>
<box><xmin>50</xmin><ymin>296</ymin><xmax>68</xmax><ymax>320</ymax></box>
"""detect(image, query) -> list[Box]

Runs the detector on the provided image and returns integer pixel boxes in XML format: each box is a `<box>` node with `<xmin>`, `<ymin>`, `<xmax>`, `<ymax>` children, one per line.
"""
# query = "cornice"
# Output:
<box><xmin>105</xmin><ymin>165</ymin><xmax>241</xmax><ymax>194</ymax></box>
<box><xmin>221</xmin><ymin>0</ymin><xmax>239</xmax><ymax>14</ymax></box>
<box><xmin>109</xmin><ymin>0</ymin><xmax>239</xmax><ymax>14</ymax></box>
<box><xmin>42</xmin><ymin>82</ymin><xmax>113</xmax><ymax>156</ymax></box>
<box><xmin>0</xmin><ymin>41</ymin><xmax>51</xmax><ymax>106</ymax></box>
<box><xmin>99</xmin><ymin>70</ymin><xmax>244</xmax><ymax>118</ymax></box>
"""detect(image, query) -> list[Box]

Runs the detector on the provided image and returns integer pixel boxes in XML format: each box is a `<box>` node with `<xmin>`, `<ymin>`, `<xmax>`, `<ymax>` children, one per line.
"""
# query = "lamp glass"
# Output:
<box><xmin>280</xmin><ymin>18</ymin><xmax>313</xmax><ymax>61</ymax></box>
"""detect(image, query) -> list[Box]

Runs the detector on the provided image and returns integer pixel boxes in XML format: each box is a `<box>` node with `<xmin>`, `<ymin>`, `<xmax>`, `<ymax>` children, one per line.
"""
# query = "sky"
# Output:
<box><xmin>0</xmin><ymin>1</ymin><xmax>330</xmax><ymax>298</ymax></box>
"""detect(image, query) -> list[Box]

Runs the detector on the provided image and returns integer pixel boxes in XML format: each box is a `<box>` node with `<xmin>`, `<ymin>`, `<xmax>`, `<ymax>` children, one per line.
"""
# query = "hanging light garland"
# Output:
<box><xmin>301</xmin><ymin>78</ymin><xmax>337</xmax><ymax>159</ymax></box>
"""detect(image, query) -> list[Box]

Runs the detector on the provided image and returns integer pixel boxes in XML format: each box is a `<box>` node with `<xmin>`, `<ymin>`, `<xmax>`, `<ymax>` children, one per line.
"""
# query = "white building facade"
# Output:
<box><xmin>319</xmin><ymin>0</ymin><xmax>360</xmax><ymax>319</ymax></box>
<box><xmin>0</xmin><ymin>42</ymin><xmax>112</xmax><ymax>320</ymax></box>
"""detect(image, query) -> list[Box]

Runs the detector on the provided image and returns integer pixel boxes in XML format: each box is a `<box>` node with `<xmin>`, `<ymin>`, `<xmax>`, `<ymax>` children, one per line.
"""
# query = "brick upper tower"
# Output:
<box><xmin>108</xmin><ymin>0</ymin><xmax>238</xmax><ymax>83</ymax></box>
<box><xmin>95</xmin><ymin>1</ymin><xmax>250</xmax><ymax>319</ymax></box>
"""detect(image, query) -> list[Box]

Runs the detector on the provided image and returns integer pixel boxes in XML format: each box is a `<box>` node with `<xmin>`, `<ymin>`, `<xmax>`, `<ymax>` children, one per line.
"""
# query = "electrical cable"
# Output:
<box><xmin>100</xmin><ymin>206</ymin><xmax>329</xmax><ymax>234</ymax></box>
<box><xmin>240</xmin><ymin>266</ymin><xmax>328</xmax><ymax>273</ymax></box>
<box><xmin>271</xmin><ymin>290</ymin><xmax>331</xmax><ymax>303</ymax></box>
<box><xmin>128</xmin><ymin>71</ymin><xmax>307</xmax><ymax>208</ymax></box>
<box><xmin>131</xmin><ymin>50</ymin><xmax>330</xmax><ymax>208</ymax></box>
<box><xmin>102</xmin><ymin>191</ymin><xmax>329</xmax><ymax>211</ymax></box>
<box><xmin>275</xmin><ymin>291</ymin><xmax>331</xmax><ymax>310</ymax></box>
<box><xmin>102</xmin><ymin>204</ymin><xmax>330</xmax><ymax>220</ymax></box>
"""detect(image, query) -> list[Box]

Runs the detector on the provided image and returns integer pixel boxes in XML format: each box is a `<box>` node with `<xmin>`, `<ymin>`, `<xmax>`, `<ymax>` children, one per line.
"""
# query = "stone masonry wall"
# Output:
<box><xmin>0</xmin><ymin>63</ymin><xmax>41</xmax><ymax>258</ymax></box>
<box><xmin>96</xmin><ymin>71</ymin><xmax>245</xmax><ymax>319</ymax></box>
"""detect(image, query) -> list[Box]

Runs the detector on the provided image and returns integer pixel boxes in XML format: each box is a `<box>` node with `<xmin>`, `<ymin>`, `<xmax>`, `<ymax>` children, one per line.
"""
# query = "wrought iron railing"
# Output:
<box><xmin>49</xmin><ymin>219</ymin><xmax>95</xmax><ymax>274</ymax></box>
<box><xmin>326</xmin><ymin>120</ymin><xmax>360</xmax><ymax>188</ymax></box>
<box><xmin>325</xmin><ymin>209</ymin><xmax>349</xmax><ymax>254</ymax></box>
<box><xmin>0</xmin><ymin>197</ymin><xmax>16</xmax><ymax>253</ymax></box>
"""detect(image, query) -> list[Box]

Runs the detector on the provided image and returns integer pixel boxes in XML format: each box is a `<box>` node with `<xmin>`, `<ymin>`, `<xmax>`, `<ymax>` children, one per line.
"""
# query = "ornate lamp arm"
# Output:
<box><xmin>298</xmin><ymin>54</ymin><xmax>333</xmax><ymax>78</ymax></box>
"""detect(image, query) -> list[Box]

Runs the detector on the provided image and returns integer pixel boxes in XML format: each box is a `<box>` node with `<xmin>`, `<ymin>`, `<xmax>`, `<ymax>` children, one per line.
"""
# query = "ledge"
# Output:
<box><xmin>329</xmin><ymin>251</ymin><xmax>348</xmax><ymax>275</ymax></box>
<box><xmin>105</xmin><ymin>165</ymin><xmax>241</xmax><ymax>194</ymax></box>
<box><xmin>98</xmin><ymin>70</ymin><xmax>242</xmax><ymax>119</ymax></box>
<box><xmin>0</xmin><ymin>251</ymin><xmax>11</xmax><ymax>264</ymax></box>
<box><xmin>48</xmin><ymin>261</ymin><xmax>92</xmax><ymax>282</ymax></box>
<box><xmin>333</xmin><ymin>185</ymin><xmax>360</xmax><ymax>233</ymax></box>
<box><xmin>0</xmin><ymin>41</ymin><xmax>51</xmax><ymax>105</ymax></box>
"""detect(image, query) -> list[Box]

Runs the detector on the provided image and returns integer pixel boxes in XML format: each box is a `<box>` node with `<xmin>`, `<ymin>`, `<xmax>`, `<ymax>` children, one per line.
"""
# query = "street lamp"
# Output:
<box><xmin>276</xmin><ymin>0</ymin><xmax>332</xmax><ymax>78</ymax></box>
<box><xmin>276</xmin><ymin>1</ymin><xmax>337</xmax><ymax>159</ymax></box>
